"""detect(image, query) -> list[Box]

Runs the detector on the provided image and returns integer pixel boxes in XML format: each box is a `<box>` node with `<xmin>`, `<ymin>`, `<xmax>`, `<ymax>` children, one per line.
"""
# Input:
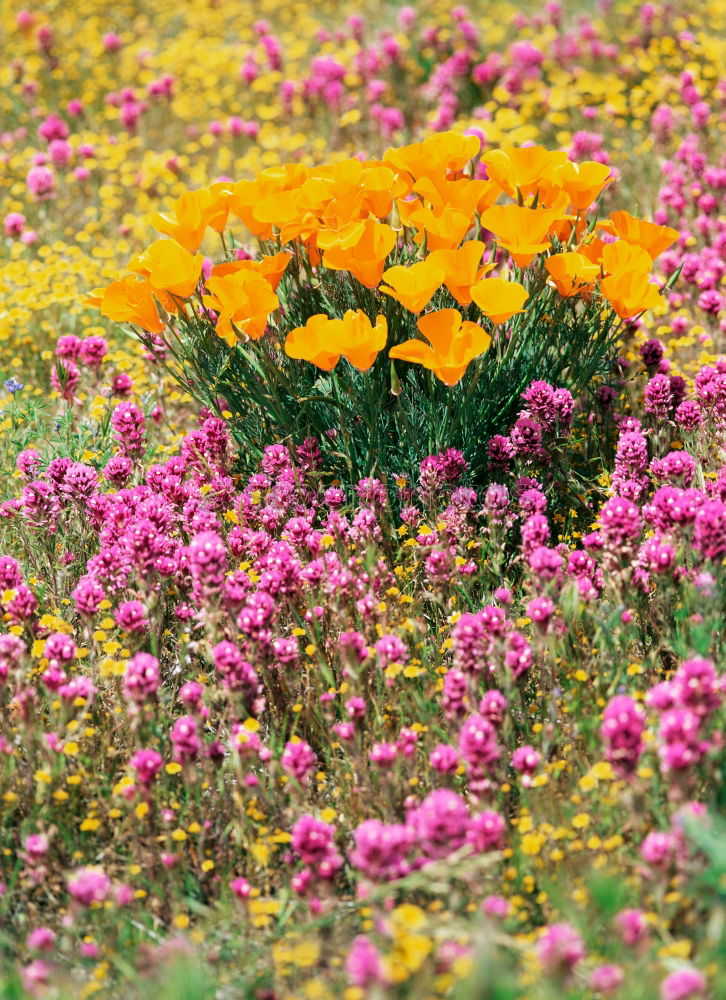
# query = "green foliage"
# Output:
<box><xmin>142</xmin><ymin>245</ymin><xmax>621</xmax><ymax>489</ymax></box>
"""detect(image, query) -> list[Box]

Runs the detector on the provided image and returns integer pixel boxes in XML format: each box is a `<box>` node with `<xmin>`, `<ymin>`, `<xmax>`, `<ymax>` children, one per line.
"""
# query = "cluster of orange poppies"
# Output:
<box><xmin>92</xmin><ymin>132</ymin><xmax>678</xmax><ymax>386</ymax></box>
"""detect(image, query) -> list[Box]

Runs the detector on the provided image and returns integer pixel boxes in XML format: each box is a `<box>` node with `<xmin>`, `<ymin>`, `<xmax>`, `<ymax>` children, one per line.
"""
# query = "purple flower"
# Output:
<box><xmin>519</xmin><ymin>488</ymin><xmax>548</xmax><ymax>516</ymax></box>
<box><xmin>238</xmin><ymin>590</ymin><xmax>276</xmax><ymax>636</ymax></box>
<box><xmin>452</xmin><ymin>612</ymin><xmax>488</xmax><ymax>675</ymax></box>
<box><xmin>521</xmin><ymin>514</ymin><xmax>550</xmax><ymax>553</ymax></box>
<box><xmin>355</xmin><ymin>477</ymin><xmax>387</xmax><ymax>507</ymax></box>
<box><xmin>346</xmin><ymin>936</ymin><xmax>386</xmax><ymax>988</ymax></box>
<box><xmin>410</xmin><ymin>788</ymin><xmax>470</xmax><ymax>860</ymax></box>
<box><xmin>111</xmin><ymin>402</ymin><xmax>147</xmax><ymax>458</ymax></box>
<box><xmin>79</xmin><ymin>336</ymin><xmax>108</xmax><ymax>369</ymax></box>
<box><xmin>693</xmin><ymin>499</ymin><xmax>726</xmax><ymax>560</ymax></box>
<box><xmin>510</xmin><ymin>416</ymin><xmax>544</xmax><ymax>457</ymax></box>
<box><xmin>527</xmin><ymin>596</ymin><xmax>555</xmax><ymax>628</ymax></box>
<box><xmin>483</xmin><ymin>483</ymin><xmax>510</xmax><ymax>521</ymax></box>
<box><xmin>16</xmin><ymin>449</ymin><xmax>42</xmax><ymax>479</ymax></box>
<box><xmin>527</xmin><ymin>545</ymin><xmax>563</xmax><ymax>583</ymax></box>
<box><xmin>20</xmin><ymin>481</ymin><xmax>61</xmax><ymax>530</ymax></box>
<box><xmin>601</xmin><ymin>695</ymin><xmax>645</xmax><ymax>777</ymax></box>
<box><xmin>479</xmin><ymin>689</ymin><xmax>507</xmax><ymax>727</ymax></box>
<box><xmin>170</xmin><ymin>715</ymin><xmax>201</xmax><ymax>763</ymax></box>
<box><xmin>67</xmin><ymin>867</ymin><xmax>110</xmax><ymax>906</ymax></box>
<box><xmin>369</xmin><ymin>742</ymin><xmax>398</xmax><ymax>767</ymax></box>
<box><xmin>614</xmin><ymin>908</ymin><xmax>649</xmax><ymax>948</ymax></box>
<box><xmin>115</xmin><ymin>600</ymin><xmax>148</xmax><ymax>632</ymax></box>
<box><xmin>27</xmin><ymin>164</ymin><xmax>55</xmax><ymax>199</ymax></box>
<box><xmin>26</xmin><ymin>927</ymin><xmax>56</xmax><ymax>953</ymax></box>
<box><xmin>374</xmin><ymin>633</ymin><xmax>409</xmax><ymax>667</ymax></box>
<box><xmin>350</xmin><ymin>819</ymin><xmax>412</xmax><ymax>882</ymax></box>
<box><xmin>537</xmin><ymin>922</ymin><xmax>586</xmax><ymax>976</ymax></box>
<box><xmin>281</xmin><ymin>740</ymin><xmax>317</xmax><ymax>784</ymax></box>
<box><xmin>486</xmin><ymin>435</ymin><xmax>515</xmax><ymax>469</ymax></box>
<box><xmin>130</xmin><ymin>749</ymin><xmax>163</xmax><ymax>787</ymax></box>
<box><xmin>71</xmin><ymin>575</ymin><xmax>105</xmax><ymax>617</ymax></box>
<box><xmin>671</xmin><ymin>658</ymin><xmax>722</xmax><ymax>717</ymax></box>
<box><xmin>441</xmin><ymin>668</ymin><xmax>469</xmax><ymax>720</ymax></box>
<box><xmin>504</xmin><ymin>631</ymin><xmax>532</xmax><ymax>678</ymax></box>
<box><xmin>123</xmin><ymin>652</ymin><xmax>160</xmax><ymax>703</ymax></box>
<box><xmin>0</xmin><ymin>555</ymin><xmax>23</xmax><ymax>591</ymax></box>
<box><xmin>291</xmin><ymin>815</ymin><xmax>341</xmax><ymax>878</ymax></box>
<box><xmin>599</xmin><ymin>495</ymin><xmax>641</xmax><ymax>544</ymax></box>
<box><xmin>658</xmin><ymin>709</ymin><xmax>707</xmax><ymax>773</ymax></box>
<box><xmin>521</xmin><ymin>380</ymin><xmax>555</xmax><ymax>421</ymax></box>
<box><xmin>429</xmin><ymin>743</ymin><xmax>460</xmax><ymax>774</ymax></box>
<box><xmin>615</xmin><ymin>431</ymin><xmax>649</xmax><ymax>476</ymax></box>
<box><xmin>43</xmin><ymin>633</ymin><xmax>76</xmax><ymax>668</ymax></box>
<box><xmin>639</xmin><ymin>338</ymin><xmax>664</xmax><ymax>368</ymax></box>
<box><xmin>675</xmin><ymin>400</ymin><xmax>702</xmax><ymax>431</ymax></box>
<box><xmin>189</xmin><ymin>531</ymin><xmax>227</xmax><ymax>600</ymax></box>
<box><xmin>659</xmin><ymin>969</ymin><xmax>707</xmax><ymax>1000</ymax></box>
<box><xmin>650</xmin><ymin>450</ymin><xmax>695</xmax><ymax>485</ymax></box>
<box><xmin>467</xmin><ymin>810</ymin><xmax>506</xmax><ymax>851</ymax></box>
<box><xmin>640</xmin><ymin>830</ymin><xmax>676</xmax><ymax>868</ymax></box>
<box><xmin>511</xmin><ymin>745</ymin><xmax>541</xmax><ymax>780</ymax></box>
<box><xmin>103</xmin><ymin>454</ymin><xmax>133</xmax><ymax>487</ymax></box>
<box><xmin>589</xmin><ymin>964</ymin><xmax>625</xmax><ymax>996</ymax></box>
<box><xmin>459</xmin><ymin>713</ymin><xmax>500</xmax><ymax>772</ymax></box>
<box><xmin>60</xmin><ymin>462</ymin><xmax>98</xmax><ymax>503</ymax></box>
<box><xmin>644</xmin><ymin>374</ymin><xmax>674</xmax><ymax>418</ymax></box>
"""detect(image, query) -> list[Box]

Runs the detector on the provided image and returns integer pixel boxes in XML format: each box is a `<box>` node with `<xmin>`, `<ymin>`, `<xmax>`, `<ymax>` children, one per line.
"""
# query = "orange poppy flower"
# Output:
<box><xmin>479</xmin><ymin>205</ymin><xmax>563</xmax><ymax>267</ymax></box>
<box><xmin>210</xmin><ymin>251</ymin><xmax>291</xmax><ymax>290</ymax></box>
<box><xmin>337</xmin><ymin>311</ymin><xmax>388</xmax><ymax>371</ymax></box>
<box><xmin>95</xmin><ymin>276</ymin><xmax>165</xmax><ymax>333</ymax></box>
<box><xmin>579</xmin><ymin>236</ymin><xmax>607</xmax><ymax>266</ymax></box>
<box><xmin>427</xmin><ymin>241</ymin><xmax>493</xmax><ymax>306</ymax></box>
<box><xmin>135</xmin><ymin>239</ymin><xmax>203</xmax><ymax>298</ymax></box>
<box><xmin>360</xmin><ymin>163</ymin><xmax>406</xmax><ymax>217</ymax></box>
<box><xmin>316</xmin><ymin>221</ymin><xmax>368</xmax><ymax>253</ymax></box>
<box><xmin>413</xmin><ymin>176</ymin><xmax>484</xmax><ymax>218</ymax></box>
<box><xmin>380</xmin><ymin>260</ymin><xmax>445</xmax><ymax>314</ymax></box>
<box><xmin>253</xmin><ymin>188</ymin><xmax>320</xmax><ymax>245</ymax></box>
<box><xmin>285</xmin><ymin>311</ymin><xmax>388</xmax><ymax>373</ymax></box>
<box><xmin>396</xmin><ymin>195</ymin><xmax>423</xmax><ymax>230</ymax></box>
<box><xmin>600</xmin><ymin>270</ymin><xmax>662</xmax><ymax>319</ymax></box>
<box><xmin>314</xmin><ymin>162</ymin><xmax>398</xmax><ymax>229</ymax></box>
<box><xmin>228</xmin><ymin>164</ymin><xmax>310</xmax><ymax>239</ymax></box>
<box><xmin>152</xmin><ymin>186</ymin><xmax>230</xmax><ymax>253</ymax></box>
<box><xmin>481</xmin><ymin>146</ymin><xmax>569</xmax><ymax>199</ymax></box>
<box><xmin>405</xmin><ymin>204</ymin><xmax>474</xmax><ymax>251</ymax></box>
<box><xmin>600</xmin><ymin>240</ymin><xmax>653</xmax><ymax>276</ymax></box>
<box><xmin>473</xmin><ymin>178</ymin><xmax>502</xmax><ymax>215</ymax></box>
<box><xmin>285</xmin><ymin>315</ymin><xmax>344</xmax><ymax>371</ymax></box>
<box><xmin>558</xmin><ymin>160</ymin><xmax>613</xmax><ymax>212</ymax></box>
<box><xmin>545</xmin><ymin>252</ymin><xmax>600</xmax><ymax>298</ymax></box>
<box><xmin>384</xmin><ymin>131</ymin><xmax>480</xmax><ymax>183</ymax></box>
<box><xmin>608</xmin><ymin>210</ymin><xmax>678</xmax><ymax>260</ymax></box>
<box><xmin>470</xmin><ymin>277</ymin><xmax>529</xmax><ymax>323</ymax></box>
<box><xmin>202</xmin><ymin>271</ymin><xmax>279</xmax><ymax>346</ymax></box>
<box><xmin>126</xmin><ymin>253</ymin><xmax>176</xmax><ymax>315</ymax></box>
<box><xmin>389</xmin><ymin>308</ymin><xmax>491</xmax><ymax>386</ymax></box>
<box><xmin>323</xmin><ymin>219</ymin><xmax>397</xmax><ymax>288</ymax></box>
<box><xmin>540</xmin><ymin>190</ymin><xmax>580</xmax><ymax>243</ymax></box>
<box><xmin>204</xmin><ymin>181</ymin><xmax>233</xmax><ymax>232</ymax></box>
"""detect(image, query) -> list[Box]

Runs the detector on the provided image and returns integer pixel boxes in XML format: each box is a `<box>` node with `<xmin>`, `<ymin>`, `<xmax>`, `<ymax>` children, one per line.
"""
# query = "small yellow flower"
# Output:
<box><xmin>520</xmin><ymin>833</ymin><xmax>546</xmax><ymax>856</ymax></box>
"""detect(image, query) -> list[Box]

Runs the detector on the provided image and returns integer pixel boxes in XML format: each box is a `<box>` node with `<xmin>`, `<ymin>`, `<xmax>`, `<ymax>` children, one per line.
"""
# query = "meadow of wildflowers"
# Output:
<box><xmin>1</xmin><ymin>2</ymin><xmax>725</xmax><ymax>998</ymax></box>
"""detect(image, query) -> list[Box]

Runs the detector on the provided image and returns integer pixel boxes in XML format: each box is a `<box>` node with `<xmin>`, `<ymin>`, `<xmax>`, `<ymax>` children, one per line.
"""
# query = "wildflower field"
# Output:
<box><xmin>1</xmin><ymin>1</ymin><xmax>726</xmax><ymax>997</ymax></box>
